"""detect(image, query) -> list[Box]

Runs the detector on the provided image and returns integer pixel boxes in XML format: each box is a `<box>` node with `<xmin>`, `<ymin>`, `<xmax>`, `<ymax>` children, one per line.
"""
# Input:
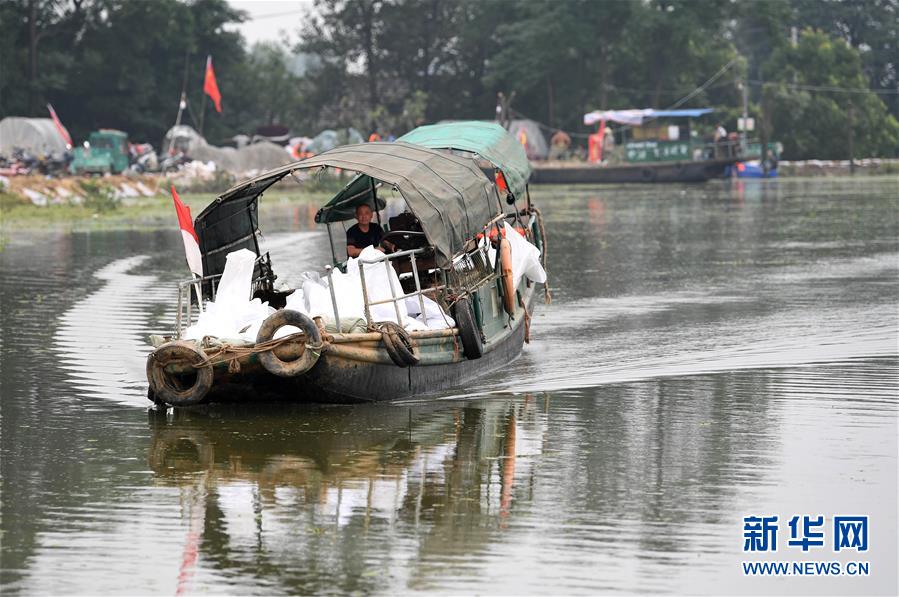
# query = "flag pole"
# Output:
<box><xmin>192</xmin><ymin>275</ymin><xmax>204</xmax><ymax>314</ymax></box>
<box><xmin>198</xmin><ymin>57</ymin><xmax>207</xmax><ymax>137</ymax></box>
<box><xmin>199</xmin><ymin>94</ymin><xmax>206</xmax><ymax>138</ymax></box>
<box><xmin>167</xmin><ymin>92</ymin><xmax>187</xmax><ymax>156</ymax></box>
<box><xmin>167</xmin><ymin>49</ymin><xmax>191</xmax><ymax>155</ymax></box>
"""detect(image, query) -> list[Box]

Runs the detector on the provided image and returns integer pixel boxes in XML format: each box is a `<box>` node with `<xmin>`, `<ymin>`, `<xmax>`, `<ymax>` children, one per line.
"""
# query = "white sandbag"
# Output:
<box><xmin>22</xmin><ymin>188</ymin><xmax>48</xmax><ymax>206</ymax></box>
<box><xmin>216</xmin><ymin>248</ymin><xmax>256</xmax><ymax>308</ymax></box>
<box><xmin>135</xmin><ymin>181</ymin><xmax>155</xmax><ymax>197</ymax></box>
<box><xmin>503</xmin><ymin>222</ymin><xmax>547</xmax><ymax>291</ymax></box>
<box><xmin>183</xmin><ymin>248</ymin><xmax>274</xmax><ymax>341</ymax></box>
<box><xmin>183</xmin><ymin>297</ymin><xmax>274</xmax><ymax>341</ymax></box>
<box><xmin>329</xmin><ymin>268</ymin><xmax>366</xmax><ymax>320</ymax></box>
<box><xmin>346</xmin><ymin>246</ymin><xmax>408</xmax><ymax>325</ymax></box>
<box><xmin>404</xmin><ymin>318</ymin><xmax>430</xmax><ymax>332</ymax></box>
<box><xmin>405</xmin><ymin>295</ymin><xmax>455</xmax><ymax>329</ymax></box>
<box><xmin>303</xmin><ymin>278</ymin><xmax>335</xmax><ymax>318</ymax></box>
<box><xmin>284</xmin><ymin>288</ymin><xmax>307</xmax><ymax>314</ymax></box>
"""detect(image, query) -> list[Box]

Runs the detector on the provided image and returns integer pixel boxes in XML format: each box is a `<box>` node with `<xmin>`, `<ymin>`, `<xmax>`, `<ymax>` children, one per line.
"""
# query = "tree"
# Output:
<box><xmin>791</xmin><ymin>0</ymin><xmax>898</xmax><ymax>118</ymax></box>
<box><xmin>762</xmin><ymin>28</ymin><xmax>899</xmax><ymax>159</ymax></box>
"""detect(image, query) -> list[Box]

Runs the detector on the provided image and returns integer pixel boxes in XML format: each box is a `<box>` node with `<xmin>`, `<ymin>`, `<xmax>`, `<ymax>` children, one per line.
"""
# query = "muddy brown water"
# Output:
<box><xmin>1</xmin><ymin>178</ymin><xmax>896</xmax><ymax>595</ymax></box>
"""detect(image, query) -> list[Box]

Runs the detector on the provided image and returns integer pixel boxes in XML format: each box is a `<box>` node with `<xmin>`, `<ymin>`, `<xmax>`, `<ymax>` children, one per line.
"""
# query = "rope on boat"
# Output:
<box><xmin>532</xmin><ymin>206</ymin><xmax>552</xmax><ymax>305</ymax></box>
<box><xmin>151</xmin><ymin>333</ymin><xmax>326</xmax><ymax>373</ymax></box>
<box><xmin>519</xmin><ymin>294</ymin><xmax>531</xmax><ymax>344</ymax></box>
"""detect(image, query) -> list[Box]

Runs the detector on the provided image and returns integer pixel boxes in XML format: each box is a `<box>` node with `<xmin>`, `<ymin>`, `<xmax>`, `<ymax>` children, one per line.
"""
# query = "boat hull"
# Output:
<box><xmin>526</xmin><ymin>158</ymin><xmax>739</xmax><ymax>184</ymax></box>
<box><xmin>153</xmin><ymin>284</ymin><xmax>537</xmax><ymax>405</ymax></box>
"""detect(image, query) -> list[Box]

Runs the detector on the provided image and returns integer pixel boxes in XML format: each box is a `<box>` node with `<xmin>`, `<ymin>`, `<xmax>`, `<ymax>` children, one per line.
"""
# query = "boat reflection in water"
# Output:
<box><xmin>147</xmin><ymin>397</ymin><xmax>547</xmax><ymax>592</ymax></box>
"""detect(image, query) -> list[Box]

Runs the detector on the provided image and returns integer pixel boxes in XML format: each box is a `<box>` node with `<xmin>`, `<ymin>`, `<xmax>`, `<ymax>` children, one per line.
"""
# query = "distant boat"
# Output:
<box><xmin>724</xmin><ymin>160</ymin><xmax>778</xmax><ymax>179</ymax></box>
<box><xmin>530</xmin><ymin>107</ymin><xmax>753</xmax><ymax>184</ymax></box>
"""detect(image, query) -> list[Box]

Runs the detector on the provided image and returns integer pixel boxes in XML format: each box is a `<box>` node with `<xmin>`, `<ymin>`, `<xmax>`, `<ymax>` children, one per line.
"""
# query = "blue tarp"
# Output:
<box><xmin>647</xmin><ymin>109</ymin><xmax>714</xmax><ymax>118</ymax></box>
<box><xmin>584</xmin><ymin>108</ymin><xmax>713</xmax><ymax>126</ymax></box>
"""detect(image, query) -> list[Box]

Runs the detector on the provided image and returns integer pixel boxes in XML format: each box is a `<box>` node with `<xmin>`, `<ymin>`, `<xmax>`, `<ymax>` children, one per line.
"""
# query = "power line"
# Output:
<box><xmin>749</xmin><ymin>79</ymin><xmax>899</xmax><ymax>95</ymax></box>
<box><xmin>666</xmin><ymin>58</ymin><xmax>739</xmax><ymax>110</ymax></box>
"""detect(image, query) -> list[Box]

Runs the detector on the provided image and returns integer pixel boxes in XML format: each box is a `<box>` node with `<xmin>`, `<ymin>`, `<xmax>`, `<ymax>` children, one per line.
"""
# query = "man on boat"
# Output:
<box><xmin>346</xmin><ymin>204</ymin><xmax>384</xmax><ymax>257</ymax></box>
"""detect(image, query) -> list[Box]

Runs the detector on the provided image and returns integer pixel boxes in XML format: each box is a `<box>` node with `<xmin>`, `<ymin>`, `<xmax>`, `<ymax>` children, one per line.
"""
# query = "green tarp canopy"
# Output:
<box><xmin>398</xmin><ymin>121</ymin><xmax>531</xmax><ymax>199</ymax></box>
<box><xmin>196</xmin><ymin>142</ymin><xmax>502</xmax><ymax>271</ymax></box>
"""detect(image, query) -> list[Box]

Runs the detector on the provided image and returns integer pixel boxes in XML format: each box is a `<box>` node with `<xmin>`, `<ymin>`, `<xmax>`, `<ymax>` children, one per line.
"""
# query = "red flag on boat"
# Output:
<box><xmin>203</xmin><ymin>55</ymin><xmax>222</xmax><ymax>113</ymax></box>
<box><xmin>171</xmin><ymin>185</ymin><xmax>203</xmax><ymax>277</ymax></box>
<box><xmin>46</xmin><ymin>103</ymin><xmax>73</xmax><ymax>149</ymax></box>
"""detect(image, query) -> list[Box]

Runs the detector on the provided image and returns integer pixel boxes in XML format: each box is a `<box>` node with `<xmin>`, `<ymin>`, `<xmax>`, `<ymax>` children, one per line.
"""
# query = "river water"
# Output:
<box><xmin>1</xmin><ymin>177</ymin><xmax>896</xmax><ymax>595</ymax></box>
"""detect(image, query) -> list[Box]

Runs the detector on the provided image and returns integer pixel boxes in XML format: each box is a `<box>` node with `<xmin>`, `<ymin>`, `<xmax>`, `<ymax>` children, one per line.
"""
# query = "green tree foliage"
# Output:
<box><xmin>762</xmin><ymin>29</ymin><xmax>899</xmax><ymax>159</ymax></box>
<box><xmin>1</xmin><ymin>0</ymin><xmax>897</xmax><ymax>159</ymax></box>
<box><xmin>792</xmin><ymin>0</ymin><xmax>898</xmax><ymax>118</ymax></box>
<box><xmin>0</xmin><ymin>0</ymin><xmax>283</xmax><ymax>145</ymax></box>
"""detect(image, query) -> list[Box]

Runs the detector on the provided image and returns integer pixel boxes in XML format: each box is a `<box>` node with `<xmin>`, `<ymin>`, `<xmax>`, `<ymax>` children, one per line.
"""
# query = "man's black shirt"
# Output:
<box><xmin>346</xmin><ymin>222</ymin><xmax>384</xmax><ymax>251</ymax></box>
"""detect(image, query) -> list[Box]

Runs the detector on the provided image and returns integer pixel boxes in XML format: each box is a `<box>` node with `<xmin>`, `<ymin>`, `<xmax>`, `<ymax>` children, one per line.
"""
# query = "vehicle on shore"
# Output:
<box><xmin>70</xmin><ymin>129</ymin><xmax>130</xmax><ymax>175</ymax></box>
<box><xmin>146</xmin><ymin>126</ymin><xmax>548</xmax><ymax>407</ymax></box>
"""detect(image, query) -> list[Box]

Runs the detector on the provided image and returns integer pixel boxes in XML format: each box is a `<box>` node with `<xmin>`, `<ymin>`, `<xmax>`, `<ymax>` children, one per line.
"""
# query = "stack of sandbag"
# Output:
<box><xmin>183</xmin><ymin>249</ymin><xmax>274</xmax><ymax>342</ymax></box>
<box><xmin>286</xmin><ymin>246</ymin><xmax>454</xmax><ymax>331</ymax></box>
<box><xmin>182</xmin><ymin>246</ymin><xmax>456</xmax><ymax>342</ymax></box>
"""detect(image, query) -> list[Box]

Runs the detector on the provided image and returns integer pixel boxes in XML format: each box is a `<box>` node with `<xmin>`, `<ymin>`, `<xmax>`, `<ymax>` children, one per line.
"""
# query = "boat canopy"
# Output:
<box><xmin>398</xmin><ymin>121</ymin><xmax>531</xmax><ymax>198</ymax></box>
<box><xmin>584</xmin><ymin>108</ymin><xmax>713</xmax><ymax>126</ymax></box>
<box><xmin>194</xmin><ymin>142</ymin><xmax>502</xmax><ymax>274</ymax></box>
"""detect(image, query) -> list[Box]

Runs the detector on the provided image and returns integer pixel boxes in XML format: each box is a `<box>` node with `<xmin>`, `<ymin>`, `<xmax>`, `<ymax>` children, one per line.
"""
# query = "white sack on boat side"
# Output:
<box><xmin>503</xmin><ymin>222</ymin><xmax>547</xmax><ymax>292</ymax></box>
<box><xmin>485</xmin><ymin>224</ymin><xmax>547</xmax><ymax>292</ymax></box>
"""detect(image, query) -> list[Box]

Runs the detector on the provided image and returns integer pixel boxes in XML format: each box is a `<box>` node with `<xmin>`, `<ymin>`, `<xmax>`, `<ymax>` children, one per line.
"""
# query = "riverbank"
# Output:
<box><xmin>0</xmin><ymin>189</ymin><xmax>331</xmax><ymax>234</ymax></box>
<box><xmin>3</xmin><ymin>172</ymin><xmax>897</xmax><ymax>235</ymax></box>
<box><xmin>778</xmin><ymin>158</ymin><xmax>899</xmax><ymax>176</ymax></box>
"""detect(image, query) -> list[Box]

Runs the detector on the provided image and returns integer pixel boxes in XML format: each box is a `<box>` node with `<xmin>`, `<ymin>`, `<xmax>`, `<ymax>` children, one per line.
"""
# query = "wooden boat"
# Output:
<box><xmin>529</xmin><ymin>107</ymin><xmax>754</xmax><ymax>184</ymax></box>
<box><xmin>147</xmin><ymin>130</ymin><xmax>547</xmax><ymax>407</ymax></box>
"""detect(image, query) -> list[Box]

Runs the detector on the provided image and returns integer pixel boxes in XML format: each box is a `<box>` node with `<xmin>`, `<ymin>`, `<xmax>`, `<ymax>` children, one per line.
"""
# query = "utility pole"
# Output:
<box><xmin>167</xmin><ymin>92</ymin><xmax>187</xmax><ymax>156</ymax></box>
<box><xmin>847</xmin><ymin>102</ymin><xmax>855</xmax><ymax>174</ymax></box>
<box><xmin>495</xmin><ymin>92</ymin><xmax>515</xmax><ymax>129</ymax></box>
<box><xmin>740</xmin><ymin>79</ymin><xmax>749</xmax><ymax>151</ymax></box>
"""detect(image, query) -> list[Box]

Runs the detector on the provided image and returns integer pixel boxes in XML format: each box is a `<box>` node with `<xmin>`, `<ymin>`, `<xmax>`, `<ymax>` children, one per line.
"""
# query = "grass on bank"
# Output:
<box><xmin>0</xmin><ymin>188</ymin><xmax>337</xmax><ymax>233</ymax></box>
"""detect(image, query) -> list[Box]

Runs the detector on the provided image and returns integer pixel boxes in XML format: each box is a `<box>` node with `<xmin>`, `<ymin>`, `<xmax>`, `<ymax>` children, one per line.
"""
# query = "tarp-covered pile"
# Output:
<box><xmin>162</xmin><ymin>125</ymin><xmax>292</xmax><ymax>176</ymax></box>
<box><xmin>0</xmin><ymin>117</ymin><xmax>68</xmax><ymax>155</ymax></box>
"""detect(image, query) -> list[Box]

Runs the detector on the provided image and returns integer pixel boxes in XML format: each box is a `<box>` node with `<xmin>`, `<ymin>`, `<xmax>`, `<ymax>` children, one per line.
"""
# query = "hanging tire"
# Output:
<box><xmin>146</xmin><ymin>341</ymin><xmax>214</xmax><ymax>407</ymax></box>
<box><xmin>499</xmin><ymin>238</ymin><xmax>516</xmax><ymax>316</ymax></box>
<box><xmin>256</xmin><ymin>310</ymin><xmax>322</xmax><ymax>377</ymax></box>
<box><xmin>452</xmin><ymin>297</ymin><xmax>483</xmax><ymax>360</ymax></box>
<box><xmin>378</xmin><ymin>321</ymin><xmax>419</xmax><ymax>367</ymax></box>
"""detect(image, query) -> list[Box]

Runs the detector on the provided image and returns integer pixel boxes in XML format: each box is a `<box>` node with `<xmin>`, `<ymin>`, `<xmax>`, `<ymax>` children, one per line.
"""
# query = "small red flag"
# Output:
<box><xmin>171</xmin><ymin>185</ymin><xmax>203</xmax><ymax>277</ymax></box>
<box><xmin>46</xmin><ymin>103</ymin><xmax>73</xmax><ymax>148</ymax></box>
<box><xmin>203</xmin><ymin>55</ymin><xmax>222</xmax><ymax>113</ymax></box>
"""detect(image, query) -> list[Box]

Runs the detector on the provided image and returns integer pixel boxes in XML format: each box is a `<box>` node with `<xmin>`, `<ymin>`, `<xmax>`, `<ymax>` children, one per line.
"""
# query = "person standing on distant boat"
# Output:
<box><xmin>346</xmin><ymin>204</ymin><xmax>384</xmax><ymax>257</ymax></box>
<box><xmin>714</xmin><ymin>122</ymin><xmax>728</xmax><ymax>157</ymax></box>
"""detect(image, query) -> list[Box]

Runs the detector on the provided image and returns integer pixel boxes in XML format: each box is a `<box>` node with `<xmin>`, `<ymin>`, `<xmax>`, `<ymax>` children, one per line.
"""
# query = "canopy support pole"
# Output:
<box><xmin>326</xmin><ymin>223</ymin><xmax>338</xmax><ymax>266</ymax></box>
<box><xmin>370</xmin><ymin>177</ymin><xmax>382</xmax><ymax>227</ymax></box>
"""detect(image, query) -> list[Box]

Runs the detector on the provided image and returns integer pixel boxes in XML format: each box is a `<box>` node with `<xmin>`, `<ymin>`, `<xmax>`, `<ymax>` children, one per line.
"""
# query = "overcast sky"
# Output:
<box><xmin>225</xmin><ymin>0</ymin><xmax>313</xmax><ymax>46</ymax></box>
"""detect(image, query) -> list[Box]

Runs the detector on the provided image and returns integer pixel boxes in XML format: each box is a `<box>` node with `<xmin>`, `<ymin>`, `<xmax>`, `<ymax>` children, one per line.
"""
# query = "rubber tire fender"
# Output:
<box><xmin>452</xmin><ymin>297</ymin><xmax>483</xmax><ymax>360</ymax></box>
<box><xmin>499</xmin><ymin>238</ymin><xmax>516</xmax><ymax>316</ymax></box>
<box><xmin>378</xmin><ymin>321</ymin><xmax>419</xmax><ymax>367</ymax></box>
<box><xmin>146</xmin><ymin>341</ymin><xmax>214</xmax><ymax>407</ymax></box>
<box><xmin>256</xmin><ymin>310</ymin><xmax>322</xmax><ymax>377</ymax></box>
